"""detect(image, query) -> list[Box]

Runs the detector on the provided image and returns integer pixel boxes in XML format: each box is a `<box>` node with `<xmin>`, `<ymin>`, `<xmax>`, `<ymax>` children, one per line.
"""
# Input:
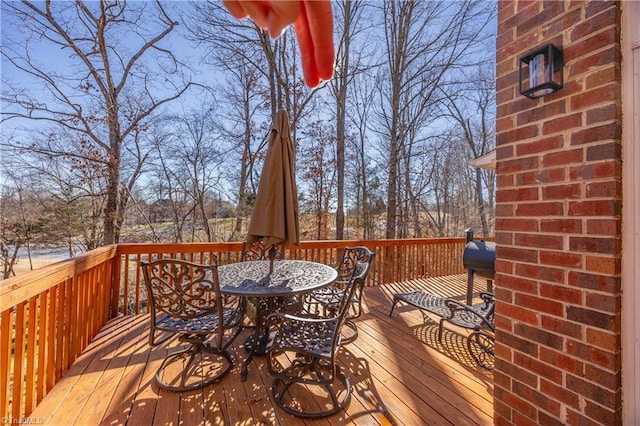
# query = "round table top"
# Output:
<box><xmin>218</xmin><ymin>259</ymin><xmax>338</xmax><ymax>297</ymax></box>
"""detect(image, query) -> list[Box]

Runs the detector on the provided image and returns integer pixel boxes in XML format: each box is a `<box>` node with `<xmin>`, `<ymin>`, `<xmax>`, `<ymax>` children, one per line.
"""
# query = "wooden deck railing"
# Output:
<box><xmin>0</xmin><ymin>237</ymin><xmax>476</xmax><ymax>420</ymax></box>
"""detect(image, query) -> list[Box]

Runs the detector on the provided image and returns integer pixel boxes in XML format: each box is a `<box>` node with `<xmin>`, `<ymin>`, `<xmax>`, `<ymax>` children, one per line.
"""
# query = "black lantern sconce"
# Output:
<box><xmin>519</xmin><ymin>43</ymin><xmax>563</xmax><ymax>99</ymax></box>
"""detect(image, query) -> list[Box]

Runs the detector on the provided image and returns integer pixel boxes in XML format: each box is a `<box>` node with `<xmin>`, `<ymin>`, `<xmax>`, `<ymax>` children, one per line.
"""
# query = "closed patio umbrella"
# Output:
<box><xmin>246</xmin><ymin>109</ymin><xmax>299</xmax><ymax>272</ymax></box>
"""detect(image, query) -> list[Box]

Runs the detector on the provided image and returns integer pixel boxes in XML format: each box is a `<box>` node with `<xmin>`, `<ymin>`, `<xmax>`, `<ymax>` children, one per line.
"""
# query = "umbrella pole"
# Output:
<box><xmin>268</xmin><ymin>245</ymin><xmax>277</xmax><ymax>274</ymax></box>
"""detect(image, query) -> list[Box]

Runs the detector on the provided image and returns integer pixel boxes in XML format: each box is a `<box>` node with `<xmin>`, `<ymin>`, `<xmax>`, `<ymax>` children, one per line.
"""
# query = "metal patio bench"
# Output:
<box><xmin>389</xmin><ymin>290</ymin><xmax>495</xmax><ymax>370</ymax></box>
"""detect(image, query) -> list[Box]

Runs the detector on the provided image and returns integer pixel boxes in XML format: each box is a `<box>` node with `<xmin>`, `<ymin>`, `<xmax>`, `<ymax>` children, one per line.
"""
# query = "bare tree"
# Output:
<box><xmin>377</xmin><ymin>0</ymin><xmax>494</xmax><ymax>239</ymax></box>
<box><xmin>441</xmin><ymin>64</ymin><xmax>496</xmax><ymax>236</ymax></box>
<box><xmin>298</xmin><ymin>120</ymin><xmax>337</xmax><ymax>239</ymax></box>
<box><xmin>1</xmin><ymin>1</ymin><xmax>193</xmax><ymax>244</ymax></box>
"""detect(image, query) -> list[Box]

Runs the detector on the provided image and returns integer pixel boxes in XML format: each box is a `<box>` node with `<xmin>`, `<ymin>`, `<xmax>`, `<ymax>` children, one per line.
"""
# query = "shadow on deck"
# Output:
<box><xmin>30</xmin><ymin>274</ymin><xmax>494</xmax><ymax>425</ymax></box>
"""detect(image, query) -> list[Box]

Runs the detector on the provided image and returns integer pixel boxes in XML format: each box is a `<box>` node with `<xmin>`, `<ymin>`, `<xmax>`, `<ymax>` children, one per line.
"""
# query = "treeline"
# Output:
<box><xmin>1</xmin><ymin>1</ymin><xmax>496</xmax><ymax>277</ymax></box>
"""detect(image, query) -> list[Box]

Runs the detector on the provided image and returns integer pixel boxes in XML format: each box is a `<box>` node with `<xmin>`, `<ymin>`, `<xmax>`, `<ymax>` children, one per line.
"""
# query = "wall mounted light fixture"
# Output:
<box><xmin>519</xmin><ymin>43</ymin><xmax>563</xmax><ymax>99</ymax></box>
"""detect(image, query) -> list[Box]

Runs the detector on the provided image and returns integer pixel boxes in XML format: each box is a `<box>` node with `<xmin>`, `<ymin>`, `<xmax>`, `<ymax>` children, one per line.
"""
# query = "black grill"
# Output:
<box><xmin>463</xmin><ymin>229</ymin><xmax>495</xmax><ymax>304</ymax></box>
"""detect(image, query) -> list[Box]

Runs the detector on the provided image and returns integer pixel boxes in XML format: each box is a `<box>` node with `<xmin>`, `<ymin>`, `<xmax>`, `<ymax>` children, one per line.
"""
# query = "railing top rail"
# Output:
<box><xmin>0</xmin><ymin>245</ymin><xmax>118</xmax><ymax>310</ymax></box>
<box><xmin>115</xmin><ymin>237</ymin><xmax>472</xmax><ymax>254</ymax></box>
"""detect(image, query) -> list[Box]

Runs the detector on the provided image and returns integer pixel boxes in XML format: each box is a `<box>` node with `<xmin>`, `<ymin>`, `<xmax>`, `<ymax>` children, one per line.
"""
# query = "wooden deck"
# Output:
<box><xmin>30</xmin><ymin>275</ymin><xmax>494</xmax><ymax>425</ymax></box>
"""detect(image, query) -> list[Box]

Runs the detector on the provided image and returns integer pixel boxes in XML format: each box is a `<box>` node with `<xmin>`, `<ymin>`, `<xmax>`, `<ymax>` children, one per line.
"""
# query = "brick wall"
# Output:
<box><xmin>494</xmin><ymin>2</ymin><xmax>622</xmax><ymax>425</ymax></box>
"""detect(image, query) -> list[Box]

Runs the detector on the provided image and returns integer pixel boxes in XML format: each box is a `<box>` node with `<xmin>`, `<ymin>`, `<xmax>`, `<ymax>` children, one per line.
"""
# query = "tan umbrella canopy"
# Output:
<box><xmin>246</xmin><ymin>109</ymin><xmax>300</xmax><ymax>271</ymax></box>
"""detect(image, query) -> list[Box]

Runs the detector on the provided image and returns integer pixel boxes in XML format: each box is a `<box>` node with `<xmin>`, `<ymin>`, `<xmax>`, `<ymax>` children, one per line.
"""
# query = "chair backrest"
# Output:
<box><xmin>140</xmin><ymin>257</ymin><xmax>224</xmax><ymax>322</ymax></box>
<box><xmin>335</xmin><ymin>246</ymin><xmax>374</xmax><ymax>283</ymax></box>
<box><xmin>479</xmin><ymin>292</ymin><xmax>496</xmax><ymax>328</ymax></box>
<box><xmin>240</xmin><ymin>241</ymin><xmax>284</xmax><ymax>261</ymax></box>
<box><xmin>332</xmin><ymin>273</ymin><xmax>365</xmax><ymax>347</ymax></box>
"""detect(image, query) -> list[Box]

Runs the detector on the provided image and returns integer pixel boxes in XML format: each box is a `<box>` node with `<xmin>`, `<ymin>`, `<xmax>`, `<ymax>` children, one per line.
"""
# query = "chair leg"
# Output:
<box><xmin>340</xmin><ymin>320</ymin><xmax>358</xmax><ymax>344</ymax></box>
<box><xmin>437</xmin><ymin>318</ymin><xmax>445</xmax><ymax>342</ymax></box>
<box><xmin>155</xmin><ymin>338</ymin><xmax>233</xmax><ymax>392</ymax></box>
<box><xmin>389</xmin><ymin>297</ymin><xmax>399</xmax><ymax>316</ymax></box>
<box><xmin>271</xmin><ymin>360</ymin><xmax>351</xmax><ymax>418</ymax></box>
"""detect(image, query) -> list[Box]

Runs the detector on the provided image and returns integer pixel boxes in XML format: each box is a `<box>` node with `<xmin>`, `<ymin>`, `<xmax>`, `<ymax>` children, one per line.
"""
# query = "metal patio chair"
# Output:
<box><xmin>390</xmin><ymin>290</ymin><xmax>495</xmax><ymax>370</ymax></box>
<box><xmin>140</xmin><ymin>258</ymin><xmax>243</xmax><ymax>392</ymax></box>
<box><xmin>265</xmin><ymin>271</ymin><xmax>364</xmax><ymax>418</ymax></box>
<box><xmin>304</xmin><ymin>246</ymin><xmax>374</xmax><ymax>343</ymax></box>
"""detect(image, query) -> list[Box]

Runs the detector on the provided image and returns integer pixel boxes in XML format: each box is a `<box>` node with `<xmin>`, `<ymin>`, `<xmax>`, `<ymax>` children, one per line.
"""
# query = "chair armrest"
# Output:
<box><xmin>443</xmin><ymin>298</ymin><xmax>494</xmax><ymax>331</ymax></box>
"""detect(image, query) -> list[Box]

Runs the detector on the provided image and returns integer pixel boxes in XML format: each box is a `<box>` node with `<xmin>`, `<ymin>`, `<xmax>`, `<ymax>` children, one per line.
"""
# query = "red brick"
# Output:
<box><xmin>517</xmin><ymin>1</ymin><xmax>565</xmax><ymax>37</ymax></box>
<box><xmin>497</xmin><ymin>173</ymin><xmax>515</xmax><ymax>187</ymax></box>
<box><xmin>515</xmin><ymin>171</ymin><xmax>536</xmax><ymax>186</ymax></box>
<box><xmin>569</xmin><ymin>236</ymin><xmax>620</xmax><ymax>254</ymax></box>
<box><xmin>567</xmin><ymin>409</ymin><xmax>602</xmax><ymax>426</ymax></box>
<box><xmin>497</xmin><ymin>30</ymin><xmax>515</xmax><ymax>53</ymax></box>
<box><xmin>542</xmin><ymin>113</ymin><xmax>582</xmax><ymax>135</ymax></box>
<box><xmin>541</xmin><ymin>8</ymin><xmax>582</xmax><ymax>39</ymax></box>
<box><xmin>541</xmin><ymin>315</ymin><xmax>583</xmax><ymax>339</ymax></box>
<box><xmin>585</xmin><ymin>1</ymin><xmax>618</xmax><ymax>18</ymax></box>
<box><xmin>586</xmin><ymin>141</ymin><xmax>621</xmax><ymax>161</ymax></box>
<box><xmin>568</xmin><ymin>271</ymin><xmax>620</xmax><ymax>292</ymax></box>
<box><xmin>512</xmin><ymin>411</ymin><xmax>540</xmax><ymax>426</ymax></box>
<box><xmin>540</xmin><ymin>378</ymin><xmax>580</xmax><ymax>407</ymax></box>
<box><xmin>585</xmin><ymin>328</ymin><xmax>619</xmax><ymax>351</ymax></box>
<box><xmin>501</xmin><ymin>156</ymin><xmax>539</xmax><ymax>174</ymax></box>
<box><xmin>515</xmin><ymin>233</ymin><xmax>563</xmax><ymax>250</ymax></box>
<box><xmin>498</xmin><ymin>302</ymin><xmax>539</xmax><ymax>325</ymax></box>
<box><xmin>533</xmin><ymin>168</ymin><xmax>565</xmax><ymax>184</ymax></box>
<box><xmin>496</xmin><ymin>204</ymin><xmax>515</xmax><ymax>217</ymax></box>
<box><xmin>495</xmin><ymin>315</ymin><xmax>514</xmax><ymax>334</ymax></box>
<box><xmin>585</xmin><ymin>65</ymin><xmax>619</xmax><ymax>90</ymax></box>
<box><xmin>540</xmin><ymin>347</ymin><xmax>583</xmax><ymax>375</ymax></box>
<box><xmin>566</xmin><ymin>305</ymin><xmax>616</xmax><ymax>330</ymax></box>
<box><xmin>539</xmin><ymin>282</ymin><xmax>582</xmax><ymax>303</ymax></box>
<box><xmin>512</xmin><ymin>379</ymin><xmax>562</xmax><ymax>415</ymax></box>
<box><xmin>586</xmin><ymin>180</ymin><xmax>621</xmax><ymax>198</ymax></box>
<box><xmin>565</xmin><ymin>27</ymin><xmax>618</xmax><ymax>62</ymax></box>
<box><xmin>569</xmin><ymin>47</ymin><xmax>619</xmax><ymax>79</ymax></box>
<box><xmin>497</xmin><ymin>144</ymin><xmax>515</xmax><ymax>161</ymax></box>
<box><xmin>542</xmin><ymin>183</ymin><xmax>581</xmax><ymax>200</ymax></box>
<box><xmin>565</xmin><ymin>338</ymin><xmax>619</xmax><ymax>369</ymax></box>
<box><xmin>569</xmin><ymin>161</ymin><xmax>621</xmax><ymax>180</ymax></box>
<box><xmin>586</xmin><ymin>218</ymin><xmax>620</xmax><ymax>235</ymax></box>
<box><xmin>517</xmin><ymin>135</ymin><xmax>564</xmax><ymax>156</ymax></box>
<box><xmin>496</xmin><ymin>69</ymin><xmax>521</xmax><ymax>92</ymax></box>
<box><xmin>539</xmin><ymin>250</ymin><xmax>582</xmax><ymax>268</ymax></box>
<box><xmin>540</xmin><ymin>218</ymin><xmax>582</xmax><ymax>233</ymax></box>
<box><xmin>584</xmin><ymin>399</ymin><xmax>621</xmax><ymax>426</ymax></box>
<box><xmin>496</xmin><ymin>348</ymin><xmax>540</xmax><ymax>386</ymax></box>
<box><xmin>586</xmin><ymin>103</ymin><xmax>619</xmax><ymax>125</ymax></box>
<box><xmin>497</xmin><ymin>274</ymin><xmax>537</xmax><ymax>293</ymax></box>
<box><xmin>514</xmin><ymin>322</ymin><xmax>564</xmax><ymax>350</ymax></box>
<box><xmin>515</xmin><ymin>263</ymin><xmax>565</xmax><ymax>284</ymax></box>
<box><xmin>497</xmin><ymin>187</ymin><xmax>539</xmax><ymax>202</ymax></box>
<box><xmin>585</xmin><ymin>255</ymin><xmax>621</xmax><ymax>275</ymax></box>
<box><xmin>542</xmin><ymin>148</ymin><xmax>583</xmax><ymax>167</ymax></box>
<box><xmin>498</xmin><ymin>96</ymin><xmax>537</xmax><ymax>119</ymax></box>
<box><xmin>571</xmin><ymin>122</ymin><xmax>621</xmax><ymax>145</ymax></box>
<box><xmin>495</xmin><ymin>218</ymin><xmax>539</xmax><ymax>232</ymax></box>
<box><xmin>571</xmin><ymin>83</ymin><xmax>619</xmax><ymax>112</ymax></box>
<box><xmin>585</xmin><ymin>292</ymin><xmax>619</xmax><ymax>314</ymax></box>
<box><xmin>496</xmin><ymin>232</ymin><xmax>514</xmax><ymax>245</ymax></box>
<box><xmin>570</xmin><ymin>7</ymin><xmax>618</xmax><ymax>42</ymax></box>
<box><xmin>496</xmin><ymin>246</ymin><xmax>538</xmax><ymax>263</ymax></box>
<box><xmin>497</xmin><ymin>114</ymin><xmax>515</xmax><ymax>132</ymax></box>
<box><xmin>516</xmin><ymin>293</ymin><xmax>564</xmax><ymax>316</ymax></box>
<box><xmin>566</xmin><ymin>374</ymin><xmax>617</xmax><ymax>408</ymax></box>
<box><xmin>537</xmin><ymin>412</ymin><xmax>566</xmax><ymax>426</ymax></box>
<box><xmin>497</xmin><ymin>124</ymin><xmax>539</xmax><ymax>145</ymax></box>
<box><xmin>516</xmin><ymin>101</ymin><xmax>565</xmax><ymax>126</ymax></box>
<box><xmin>568</xmin><ymin>200</ymin><xmax>620</xmax><ymax>216</ymax></box>
<box><xmin>494</xmin><ymin>387</ymin><xmax>537</xmax><ymax>420</ymax></box>
<box><xmin>515</xmin><ymin>202</ymin><xmax>563</xmax><ymax>216</ymax></box>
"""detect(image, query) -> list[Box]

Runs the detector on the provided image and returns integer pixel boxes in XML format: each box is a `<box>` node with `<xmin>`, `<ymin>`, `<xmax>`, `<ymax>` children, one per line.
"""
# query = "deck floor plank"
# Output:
<box><xmin>30</xmin><ymin>275</ymin><xmax>493</xmax><ymax>425</ymax></box>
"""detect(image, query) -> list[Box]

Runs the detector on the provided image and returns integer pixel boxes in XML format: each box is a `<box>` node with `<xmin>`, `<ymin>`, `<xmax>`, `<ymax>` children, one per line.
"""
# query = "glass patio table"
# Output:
<box><xmin>218</xmin><ymin>259</ymin><xmax>338</xmax><ymax>381</ymax></box>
